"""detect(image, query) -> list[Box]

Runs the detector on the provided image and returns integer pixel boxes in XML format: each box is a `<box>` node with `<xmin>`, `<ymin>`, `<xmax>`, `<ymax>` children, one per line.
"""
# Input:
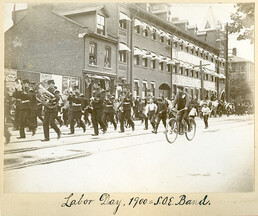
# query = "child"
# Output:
<box><xmin>189</xmin><ymin>105</ymin><xmax>197</xmax><ymax>119</ymax></box>
<box><xmin>201</xmin><ymin>102</ymin><xmax>211</xmax><ymax>129</ymax></box>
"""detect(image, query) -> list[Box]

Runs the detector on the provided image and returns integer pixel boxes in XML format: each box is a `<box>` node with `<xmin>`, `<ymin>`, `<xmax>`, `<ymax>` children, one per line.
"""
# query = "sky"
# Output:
<box><xmin>4</xmin><ymin>3</ymin><xmax>254</xmax><ymax>62</ymax></box>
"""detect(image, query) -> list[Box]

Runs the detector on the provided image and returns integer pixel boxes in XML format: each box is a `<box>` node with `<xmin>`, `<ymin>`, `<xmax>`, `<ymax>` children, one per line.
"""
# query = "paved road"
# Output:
<box><xmin>4</xmin><ymin>115</ymin><xmax>254</xmax><ymax>193</ymax></box>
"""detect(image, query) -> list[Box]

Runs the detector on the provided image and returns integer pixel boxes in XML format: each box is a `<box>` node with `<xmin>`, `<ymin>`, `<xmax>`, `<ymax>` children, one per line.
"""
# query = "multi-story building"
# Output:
<box><xmin>4</xmin><ymin>3</ymin><xmax>226</xmax><ymax>100</ymax></box>
<box><xmin>230</xmin><ymin>51</ymin><xmax>254</xmax><ymax>103</ymax></box>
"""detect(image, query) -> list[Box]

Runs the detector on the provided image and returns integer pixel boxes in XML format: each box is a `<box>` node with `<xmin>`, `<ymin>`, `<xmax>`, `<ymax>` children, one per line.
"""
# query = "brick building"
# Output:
<box><xmin>5</xmin><ymin>3</ymin><xmax>226</xmax><ymax>99</ymax></box>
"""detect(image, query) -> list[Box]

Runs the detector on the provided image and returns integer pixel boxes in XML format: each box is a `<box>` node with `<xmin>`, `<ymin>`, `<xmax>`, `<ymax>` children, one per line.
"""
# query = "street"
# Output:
<box><xmin>4</xmin><ymin>115</ymin><xmax>254</xmax><ymax>193</ymax></box>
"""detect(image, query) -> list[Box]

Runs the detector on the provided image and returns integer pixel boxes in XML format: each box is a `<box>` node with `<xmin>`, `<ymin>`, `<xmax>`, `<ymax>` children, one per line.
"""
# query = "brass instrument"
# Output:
<box><xmin>35</xmin><ymin>82</ymin><xmax>56</xmax><ymax>109</ymax></box>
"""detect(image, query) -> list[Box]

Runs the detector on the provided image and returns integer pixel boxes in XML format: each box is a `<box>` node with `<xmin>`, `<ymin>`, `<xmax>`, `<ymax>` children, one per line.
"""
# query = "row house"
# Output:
<box><xmin>5</xmin><ymin>3</ymin><xmax>226</xmax><ymax>100</ymax></box>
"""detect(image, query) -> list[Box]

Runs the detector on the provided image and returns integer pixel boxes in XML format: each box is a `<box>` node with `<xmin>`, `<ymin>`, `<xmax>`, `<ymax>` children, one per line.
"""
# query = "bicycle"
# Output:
<box><xmin>165</xmin><ymin>108</ymin><xmax>196</xmax><ymax>144</ymax></box>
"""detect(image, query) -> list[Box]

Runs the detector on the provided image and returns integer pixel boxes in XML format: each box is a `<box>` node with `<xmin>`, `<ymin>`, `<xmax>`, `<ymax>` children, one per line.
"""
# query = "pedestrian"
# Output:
<box><xmin>201</xmin><ymin>102</ymin><xmax>211</xmax><ymax>129</ymax></box>
<box><xmin>153</xmin><ymin>97</ymin><xmax>167</xmax><ymax>134</ymax></box>
<box><xmin>189</xmin><ymin>105</ymin><xmax>197</xmax><ymax>119</ymax></box>
<box><xmin>103</xmin><ymin>95</ymin><xmax>117</xmax><ymax>131</ymax></box>
<box><xmin>144</xmin><ymin>98</ymin><xmax>157</xmax><ymax>131</ymax></box>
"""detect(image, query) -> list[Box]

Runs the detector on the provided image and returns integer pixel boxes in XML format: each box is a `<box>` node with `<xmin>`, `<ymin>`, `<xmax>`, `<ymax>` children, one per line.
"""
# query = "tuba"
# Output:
<box><xmin>35</xmin><ymin>82</ymin><xmax>56</xmax><ymax>109</ymax></box>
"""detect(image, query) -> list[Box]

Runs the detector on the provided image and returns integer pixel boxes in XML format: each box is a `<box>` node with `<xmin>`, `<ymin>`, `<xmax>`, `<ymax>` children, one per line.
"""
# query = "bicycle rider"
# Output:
<box><xmin>171</xmin><ymin>86</ymin><xmax>191</xmax><ymax>134</ymax></box>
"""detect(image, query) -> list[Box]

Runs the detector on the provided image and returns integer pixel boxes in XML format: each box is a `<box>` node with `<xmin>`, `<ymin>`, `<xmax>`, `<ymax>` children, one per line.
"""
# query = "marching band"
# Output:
<box><xmin>4</xmin><ymin>78</ymin><xmax>253</xmax><ymax>144</ymax></box>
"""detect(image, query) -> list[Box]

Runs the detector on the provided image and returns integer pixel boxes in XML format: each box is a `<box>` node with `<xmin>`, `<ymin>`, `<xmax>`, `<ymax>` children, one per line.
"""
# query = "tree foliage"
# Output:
<box><xmin>228</xmin><ymin>3</ymin><xmax>254</xmax><ymax>44</ymax></box>
<box><xmin>230</xmin><ymin>73</ymin><xmax>251</xmax><ymax>101</ymax></box>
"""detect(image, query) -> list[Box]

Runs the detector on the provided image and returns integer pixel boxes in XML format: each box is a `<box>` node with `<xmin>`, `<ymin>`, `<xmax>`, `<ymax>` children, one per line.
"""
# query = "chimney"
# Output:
<box><xmin>232</xmin><ymin>48</ymin><xmax>237</xmax><ymax>56</ymax></box>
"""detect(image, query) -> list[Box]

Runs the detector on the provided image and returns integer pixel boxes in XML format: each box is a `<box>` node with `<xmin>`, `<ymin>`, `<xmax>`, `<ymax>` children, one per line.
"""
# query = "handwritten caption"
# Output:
<box><xmin>61</xmin><ymin>193</ymin><xmax>211</xmax><ymax>214</ymax></box>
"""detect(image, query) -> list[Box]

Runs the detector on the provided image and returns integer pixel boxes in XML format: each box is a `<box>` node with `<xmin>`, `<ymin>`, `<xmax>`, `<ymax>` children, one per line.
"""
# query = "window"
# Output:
<box><xmin>143</xmin><ymin>29</ymin><xmax>148</xmax><ymax>37</ymax></box>
<box><xmin>150</xmin><ymin>83</ymin><xmax>155</xmax><ymax>97</ymax></box>
<box><xmin>205</xmin><ymin>55</ymin><xmax>209</xmax><ymax>60</ymax></box>
<box><xmin>142</xmin><ymin>58</ymin><xmax>148</xmax><ymax>67</ymax></box>
<box><xmin>152</xmin><ymin>30</ymin><xmax>156</xmax><ymax>40</ymax></box>
<box><xmin>159</xmin><ymin>62</ymin><xmax>164</xmax><ymax>70</ymax></box>
<box><xmin>119</xmin><ymin>20</ymin><xmax>127</xmax><ymax>29</ymax></box>
<box><xmin>134</xmin><ymin>55</ymin><xmax>140</xmax><ymax>65</ymax></box>
<box><xmin>180</xmin><ymin>67</ymin><xmax>184</xmax><ymax>75</ymax></box>
<box><xmin>134</xmin><ymin>81</ymin><xmax>139</xmax><ymax>96</ymax></box>
<box><xmin>174</xmin><ymin>41</ymin><xmax>178</xmax><ymax>48</ymax></box>
<box><xmin>142</xmin><ymin>82</ymin><xmax>147</xmax><ymax>98</ymax></box>
<box><xmin>104</xmin><ymin>47</ymin><xmax>111</xmax><ymax>68</ymax></box>
<box><xmin>211</xmin><ymin>57</ymin><xmax>214</xmax><ymax>62</ymax></box>
<box><xmin>89</xmin><ymin>42</ymin><xmax>97</xmax><ymax>65</ymax></box>
<box><xmin>135</xmin><ymin>26</ymin><xmax>140</xmax><ymax>34</ymax></box>
<box><xmin>167</xmin><ymin>39</ymin><xmax>171</xmax><ymax>46</ymax></box>
<box><xmin>97</xmin><ymin>14</ymin><xmax>105</xmax><ymax>35</ymax></box>
<box><xmin>191</xmin><ymin>48</ymin><xmax>194</xmax><ymax>54</ymax></box>
<box><xmin>211</xmin><ymin>76</ymin><xmax>214</xmax><ymax>81</ymax></box>
<box><xmin>173</xmin><ymin>65</ymin><xmax>177</xmax><ymax>73</ymax></box>
<box><xmin>119</xmin><ymin>51</ymin><xmax>126</xmax><ymax>62</ymax></box>
<box><xmin>186</xmin><ymin>69</ymin><xmax>189</xmax><ymax>76</ymax></box>
<box><xmin>196</xmin><ymin>71</ymin><xmax>199</xmax><ymax>78</ymax></box>
<box><xmin>160</xmin><ymin>36</ymin><xmax>164</xmax><ymax>43</ymax></box>
<box><xmin>195</xmin><ymin>50</ymin><xmax>199</xmax><ymax>56</ymax></box>
<box><xmin>180</xmin><ymin>43</ymin><xmax>183</xmax><ymax>50</ymax></box>
<box><xmin>151</xmin><ymin>59</ymin><xmax>156</xmax><ymax>69</ymax></box>
<box><xmin>185</xmin><ymin>46</ymin><xmax>189</xmax><ymax>52</ymax></box>
<box><xmin>205</xmin><ymin>74</ymin><xmax>208</xmax><ymax>80</ymax></box>
<box><xmin>191</xmin><ymin>70</ymin><xmax>194</xmax><ymax>77</ymax></box>
<box><xmin>166</xmin><ymin>64</ymin><xmax>171</xmax><ymax>72</ymax></box>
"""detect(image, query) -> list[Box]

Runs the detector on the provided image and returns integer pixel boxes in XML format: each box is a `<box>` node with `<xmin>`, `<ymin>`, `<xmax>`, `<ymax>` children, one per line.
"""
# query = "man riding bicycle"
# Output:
<box><xmin>171</xmin><ymin>86</ymin><xmax>191</xmax><ymax>134</ymax></box>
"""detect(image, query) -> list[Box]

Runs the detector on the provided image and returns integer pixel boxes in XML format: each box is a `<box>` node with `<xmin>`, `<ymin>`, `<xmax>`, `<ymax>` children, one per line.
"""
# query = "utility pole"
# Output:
<box><xmin>200</xmin><ymin>61</ymin><xmax>204</xmax><ymax>100</ymax></box>
<box><xmin>225</xmin><ymin>22</ymin><xmax>230</xmax><ymax>102</ymax></box>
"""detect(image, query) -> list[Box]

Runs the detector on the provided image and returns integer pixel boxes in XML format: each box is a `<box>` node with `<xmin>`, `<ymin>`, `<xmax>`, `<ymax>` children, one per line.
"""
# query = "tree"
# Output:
<box><xmin>230</xmin><ymin>73</ymin><xmax>251</xmax><ymax>102</ymax></box>
<box><xmin>228</xmin><ymin>3</ymin><xmax>254</xmax><ymax>44</ymax></box>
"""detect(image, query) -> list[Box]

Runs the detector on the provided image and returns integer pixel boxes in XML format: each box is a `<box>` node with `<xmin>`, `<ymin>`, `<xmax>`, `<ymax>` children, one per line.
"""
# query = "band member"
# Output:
<box><xmin>12</xmin><ymin>79</ymin><xmax>32</xmax><ymax>139</ymax></box>
<box><xmin>41</xmin><ymin>80</ymin><xmax>61</xmax><ymax>141</ymax></box>
<box><xmin>28</xmin><ymin>87</ymin><xmax>37</xmax><ymax>135</ymax></box>
<box><xmin>13</xmin><ymin>78</ymin><xmax>22</xmax><ymax>130</ymax></box>
<box><xmin>91</xmin><ymin>90</ymin><xmax>106</xmax><ymax>136</ymax></box>
<box><xmin>118</xmin><ymin>92</ymin><xmax>135</xmax><ymax>133</ymax></box>
<box><xmin>103</xmin><ymin>95</ymin><xmax>117</xmax><ymax>131</ymax></box>
<box><xmin>153</xmin><ymin>97</ymin><xmax>167</xmax><ymax>134</ymax></box>
<box><xmin>67</xmin><ymin>87</ymin><xmax>86</xmax><ymax>134</ymax></box>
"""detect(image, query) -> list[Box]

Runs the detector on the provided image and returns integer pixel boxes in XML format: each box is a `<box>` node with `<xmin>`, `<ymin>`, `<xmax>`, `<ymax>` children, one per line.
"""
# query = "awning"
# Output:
<box><xmin>134</xmin><ymin>47</ymin><xmax>144</xmax><ymax>56</ymax></box>
<box><xmin>159</xmin><ymin>55</ymin><xmax>167</xmax><ymax>63</ymax></box>
<box><xmin>103</xmin><ymin>76</ymin><xmax>111</xmax><ymax>81</ymax></box>
<box><xmin>150</xmin><ymin>81</ymin><xmax>156</xmax><ymax>88</ymax></box>
<box><xmin>86</xmin><ymin>74</ymin><xmax>105</xmax><ymax>80</ymax></box>
<box><xmin>219</xmin><ymin>74</ymin><xmax>226</xmax><ymax>79</ymax></box>
<box><xmin>134</xmin><ymin>79</ymin><xmax>139</xmax><ymax>83</ymax></box>
<box><xmin>142</xmin><ymin>80</ymin><xmax>148</xmax><ymax>88</ymax></box>
<box><xmin>134</xmin><ymin>18</ymin><xmax>143</xmax><ymax>27</ymax></box>
<box><xmin>203</xmin><ymin>68</ymin><xmax>213</xmax><ymax>75</ymax></box>
<box><xmin>119</xmin><ymin>43</ymin><xmax>131</xmax><ymax>52</ymax></box>
<box><xmin>143</xmin><ymin>22</ymin><xmax>153</xmax><ymax>31</ymax></box>
<box><xmin>119</xmin><ymin>12</ymin><xmax>131</xmax><ymax>21</ymax></box>
<box><xmin>142</xmin><ymin>50</ymin><xmax>152</xmax><ymax>58</ymax></box>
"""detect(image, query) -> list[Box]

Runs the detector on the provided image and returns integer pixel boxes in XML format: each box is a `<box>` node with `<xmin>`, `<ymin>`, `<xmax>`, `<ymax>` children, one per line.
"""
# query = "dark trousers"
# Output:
<box><xmin>91</xmin><ymin>108</ymin><xmax>106</xmax><ymax>135</ymax></box>
<box><xmin>37</xmin><ymin>108</ymin><xmax>44</xmax><ymax>122</ymax></box>
<box><xmin>177</xmin><ymin>110</ymin><xmax>190</xmax><ymax>132</ymax></box>
<box><xmin>149</xmin><ymin>111</ymin><xmax>156</xmax><ymax>130</ymax></box>
<box><xmin>155</xmin><ymin>114</ymin><xmax>166</xmax><ymax>131</ymax></box>
<box><xmin>203</xmin><ymin>115</ymin><xmax>209</xmax><ymax>128</ymax></box>
<box><xmin>14</xmin><ymin>107</ymin><xmax>20</xmax><ymax>129</ymax></box>
<box><xmin>70</xmin><ymin>111</ymin><xmax>85</xmax><ymax>134</ymax></box>
<box><xmin>43</xmin><ymin>111</ymin><xmax>60</xmax><ymax>139</ymax></box>
<box><xmin>119</xmin><ymin>110</ymin><xmax>134</xmax><ymax>132</ymax></box>
<box><xmin>103</xmin><ymin>112</ymin><xmax>117</xmax><ymax>129</ymax></box>
<box><xmin>18</xmin><ymin>109</ymin><xmax>30</xmax><ymax>138</ymax></box>
<box><xmin>29</xmin><ymin>109</ymin><xmax>38</xmax><ymax>131</ymax></box>
<box><xmin>62</xmin><ymin>108</ymin><xmax>69</xmax><ymax>126</ymax></box>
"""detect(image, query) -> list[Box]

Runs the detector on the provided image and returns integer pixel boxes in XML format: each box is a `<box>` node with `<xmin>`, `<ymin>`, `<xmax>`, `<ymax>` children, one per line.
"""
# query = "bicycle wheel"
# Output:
<box><xmin>165</xmin><ymin>118</ymin><xmax>178</xmax><ymax>144</ymax></box>
<box><xmin>185</xmin><ymin>118</ymin><xmax>196</xmax><ymax>141</ymax></box>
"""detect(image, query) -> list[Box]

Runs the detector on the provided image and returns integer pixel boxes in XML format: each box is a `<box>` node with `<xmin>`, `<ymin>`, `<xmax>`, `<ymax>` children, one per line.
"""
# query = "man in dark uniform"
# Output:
<box><xmin>172</xmin><ymin>86</ymin><xmax>190</xmax><ymax>134</ymax></box>
<box><xmin>67</xmin><ymin>87</ymin><xmax>86</xmax><ymax>134</ymax></box>
<box><xmin>153</xmin><ymin>97</ymin><xmax>167</xmax><ymax>134</ymax></box>
<box><xmin>13</xmin><ymin>79</ymin><xmax>32</xmax><ymax>139</ymax></box>
<box><xmin>28</xmin><ymin>87</ymin><xmax>38</xmax><ymax>135</ymax></box>
<box><xmin>103</xmin><ymin>94</ymin><xmax>117</xmax><ymax>131</ymax></box>
<box><xmin>13</xmin><ymin>78</ymin><xmax>22</xmax><ymax>130</ymax></box>
<box><xmin>91</xmin><ymin>90</ymin><xmax>106</xmax><ymax>136</ymax></box>
<box><xmin>41</xmin><ymin>80</ymin><xmax>61</xmax><ymax>141</ymax></box>
<box><xmin>118</xmin><ymin>92</ymin><xmax>135</xmax><ymax>133</ymax></box>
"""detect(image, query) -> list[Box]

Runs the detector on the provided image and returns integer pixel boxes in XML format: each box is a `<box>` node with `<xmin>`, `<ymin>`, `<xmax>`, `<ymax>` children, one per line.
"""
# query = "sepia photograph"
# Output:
<box><xmin>3</xmin><ymin>2</ymin><xmax>255</xmax><ymax>197</ymax></box>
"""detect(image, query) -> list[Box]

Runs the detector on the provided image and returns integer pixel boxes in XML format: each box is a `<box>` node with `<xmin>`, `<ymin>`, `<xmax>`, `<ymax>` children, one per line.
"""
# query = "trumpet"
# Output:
<box><xmin>35</xmin><ymin>82</ymin><xmax>56</xmax><ymax>109</ymax></box>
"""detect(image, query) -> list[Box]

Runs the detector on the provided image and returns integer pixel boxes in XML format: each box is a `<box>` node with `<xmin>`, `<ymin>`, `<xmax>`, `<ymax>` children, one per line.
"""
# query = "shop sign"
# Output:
<box><xmin>204</xmin><ymin>80</ymin><xmax>216</xmax><ymax>91</ymax></box>
<box><xmin>173</xmin><ymin>74</ymin><xmax>200</xmax><ymax>88</ymax></box>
